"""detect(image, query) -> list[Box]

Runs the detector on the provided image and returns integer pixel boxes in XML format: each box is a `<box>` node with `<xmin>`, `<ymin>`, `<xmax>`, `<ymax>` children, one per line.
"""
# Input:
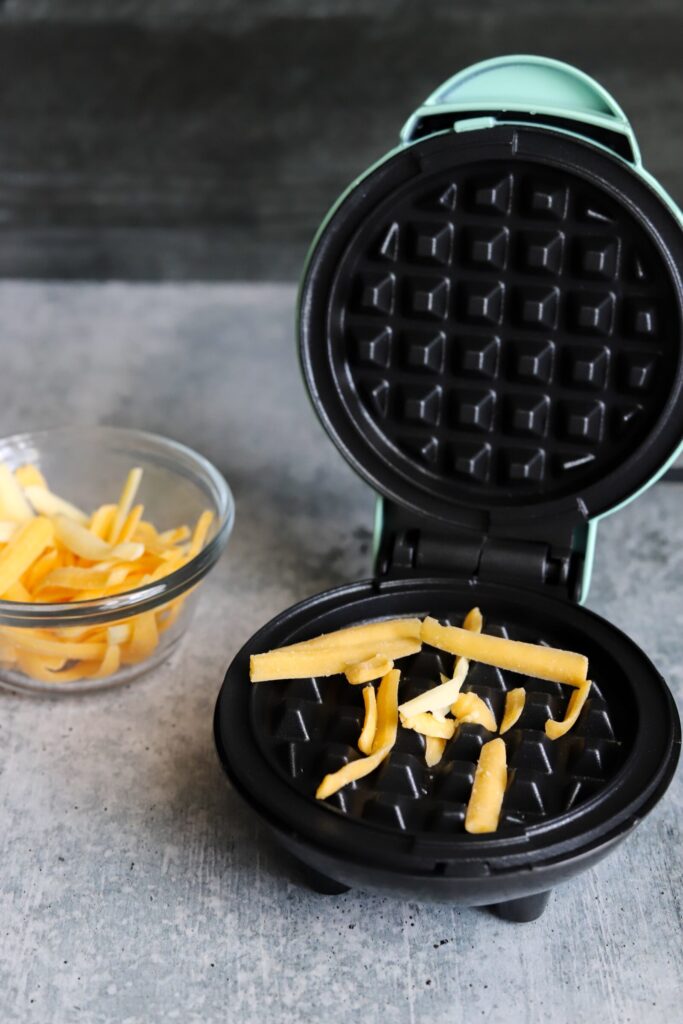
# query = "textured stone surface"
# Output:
<box><xmin>0</xmin><ymin>282</ymin><xmax>680</xmax><ymax>1023</ymax></box>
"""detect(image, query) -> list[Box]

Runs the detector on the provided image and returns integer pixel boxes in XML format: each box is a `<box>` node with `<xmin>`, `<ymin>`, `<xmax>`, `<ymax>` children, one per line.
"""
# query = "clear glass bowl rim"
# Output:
<box><xmin>0</xmin><ymin>426</ymin><xmax>234</xmax><ymax>628</ymax></box>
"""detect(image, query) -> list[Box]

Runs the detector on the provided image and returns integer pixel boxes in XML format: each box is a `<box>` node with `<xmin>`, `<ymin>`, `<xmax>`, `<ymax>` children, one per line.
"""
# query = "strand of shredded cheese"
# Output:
<box><xmin>424</xmin><ymin>736</ymin><xmax>446</xmax><ymax>767</ymax></box>
<box><xmin>546</xmin><ymin>679</ymin><xmax>592</xmax><ymax>740</ymax></box>
<box><xmin>422</xmin><ymin>617</ymin><xmax>588</xmax><ymax>687</ymax></box>
<box><xmin>316</xmin><ymin>668</ymin><xmax>400</xmax><ymax>799</ymax></box>
<box><xmin>465</xmin><ymin>737</ymin><xmax>508</xmax><ymax>834</ymax></box>
<box><xmin>278</xmin><ymin>618</ymin><xmax>422</xmax><ymax>653</ymax></box>
<box><xmin>398</xmin><ymin>655</ymin><xmax>469</xmax><ymax>719</ymax></box>
<box><xmin>250</xmin><ymin>638</ymin><xmax>420</xmax><ymax>683</ymax></box>
<box><xmin>0</xmin><ymin>517</ymin><xmax>53</xmax><ymax>596</ymax></box>
<box><xmin>451</xmin><ymin>691</ymin><xmax>497</xmax><ymax>732</ymax></box>
<box><xmin>499</xmin><ymin>688</ymin><xmax>526</xmax><ymax>735</ymax></box>
<box><xmin>357</xmin><ymin>685</ymin><xmax>377</xmax><ymax>754</ymax></box>
<box><xmin>0</xmin><ymin>464</ymin><xmax>33</xmax><ymax>522</ymax></box>
<box><xmin>401</xmin><ymin>712</ymin><xmax>456</xmax><ymax>740</ymax></box>
<box><xmin>108</xmin><ymin>467</ymin><xmax>143</xmax><ymax>544</ymax></box>
<box><xmin>24</xmin><ymin>485</ymin><xmax>88</xmax><ymax>524</ymax></box>
<box><xmin>345</xmin><ymin>653</ymin><xmax>394</xmax><ymax>685</ymax></box>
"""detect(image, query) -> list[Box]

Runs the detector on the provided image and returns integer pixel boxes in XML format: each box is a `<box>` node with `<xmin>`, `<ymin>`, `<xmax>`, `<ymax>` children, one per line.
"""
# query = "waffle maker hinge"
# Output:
<box><xmin>375</xmin><ymin>498</ymin><xmax>585</xmax><ymax>601</ymax></box>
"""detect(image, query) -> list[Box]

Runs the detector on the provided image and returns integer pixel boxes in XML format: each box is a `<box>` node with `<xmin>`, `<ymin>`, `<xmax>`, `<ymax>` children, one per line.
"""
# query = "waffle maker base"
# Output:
<box><xmin>214</xmin><ymin>577</ymin><xmax>679</xmax><ymax>921</ymax></box>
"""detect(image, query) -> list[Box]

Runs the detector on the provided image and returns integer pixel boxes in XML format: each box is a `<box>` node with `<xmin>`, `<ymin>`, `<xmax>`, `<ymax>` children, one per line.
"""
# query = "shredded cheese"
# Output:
<box><xmin>24</xmin><ymin>485</ymin><xmax>88</xmax><ymax>524</ymax></box>
<box><xmin>546</xmin><ymin>679</ymin><xmax>592</xmax><ymax>740</ymax></box>
<box><xmin>279</xmin><ymin>618</ymin><xmax>422</xmax><ymax>653</ymax></box>
<box><xmin>400</xmin><ymin>712</ymin><xmax>456</xmax><ymax>740</ymax></box>
<box><xmin>424</xmin><ymin>737</ymin><xmax>446</xmax><ymax>767</ymax></box>
<box><xmin>345</xmin><ymin>653</ymin><xmax>394</xmax><ymax>685</ymax></box>
<box><xmin>14</xmin><ymin>464</ymin><xmax>48</xmax><ymax>490</ymax></box>
<box><xmin>0</xmin><ymin>464</ymin><xmax>33</xmax><ymax>522</ymax></box>
<box><xmin>0</xmin><ymin>521</ymin><xmax>17</xmax><ymax>543</ymax></box>
<box><xmin>465</xmin><ymin>737</ymin><xmax>508</xmax><ymax>834</ymax></box>
<box><xmin>0</xmin><ymin>517</ymin><xmax>53</xmax><ymax>596</ymax></box>
<box><xmin>187</xmin><ymin>509</ymin><xmax>215</xmax><ymax>559</ymax></box>
<box><xmin>250</xmin><ymin>638</ymin><xmax>420</xmax><ymax>683</ymax></box>
<box><xmin>398</xmin><ymin>656</ymin><xmax>469</xmax><ymax>719</ymax></box>
<box><xmin>108</xmin><ymin>467</ymin><xmax>143</xmax><ymax>544</ymax></box>
<box><xmin>499</xmin><ymin>688</ymin><xmax>526</xmax><ymax>735</ymax></box>
<box><xmin>316</xmin><ymin>668</ymin><xmax>400</xmax><ymax>799</ymax></box>
<box><xmin>452</xmin><ymin>691</ymin><xmax>497</xmax><ymax>732</ymax></box>
<box><xmin>421</xmin><ymin>617</ymin><xmax>588</xmax><ymax>687</ymax></box>
<box><xmin>357</xmin><ymin>684</ymin><xmax>377</xmax><ymax>754</ymax></box>
<box><xmin>0</xmin><ymin>463</ymin><xmax>214</xmax><ymax>685</ymax></box>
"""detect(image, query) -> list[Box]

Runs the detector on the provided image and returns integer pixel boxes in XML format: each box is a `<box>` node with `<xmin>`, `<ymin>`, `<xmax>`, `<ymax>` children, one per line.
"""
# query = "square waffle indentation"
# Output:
<box><xmin>617</xmin><ymin>352</ymin><xmax>656</xmax><ymax>392</ymax></box>
<box><xmin>452</xmin><ymin>441</ymin><xmax>492</xmax><ymax>482</ymax></box>
<box><xmin>402</xmin><ymin>385</ymin><xmax>442</xmax><ymax>426</ymax></box>
<box><xmin>570</xmin><ymin>291</ymin><xmax>615</xmax><ymax>336</ymax></box>
<box><xmin>507</xmin><ymin>729</ymin><xmax>557</xmax><ymax>774</ymax></box>
<box><xmin>351</xmin><ymin>326</ymin><xmax>393</xmax><ymax>369</ymax></box>
<box><xmin>412</xmin><ymin>222</ymin><xmax>454</xmax><ymax>265</ymax></box>
<box><xmin>468</xmin><ymin>173</ymin><xmax>512</xmax><ymax>215</ymax></box>
<box><xmin>398</xmin><ymin>434</ymin><xmax>440</xmax><ymax>467</ymax></box>
<box><xmin>559</xmin><ymin>399</ymin><xmax>605</xmax><ymax>443</ymax></box>
<box><xmin>524</xmin><ymin>181</ymin><xmax>568</xmax><ymax>220</ymax></box>
<box><xmin>359</xmin><ymin>272</ymin><xmax>395</xmax><ymax>314</ymax></box>
<box><xmin>505</xmin><ymin>394</ymin><xmax>550</xmax><ymax>437</ymax></box>
<box><xmin>359</xmin><ymin>378</ymin><xmax>390</xmax><ymax>419</ymax></box>
<box><xmin>574</xmin><ymin>236</ymin><xmax>619</xmax><ymax>279</ymax></box>
<box><xmin>376</xmin><ymin>753</ymin><xmax>428</xmax><ymax>798</ymax></box>
<box><xmin>434</xmin><ymin>761</ymin><xmax>475</xmax><ymax>803</ymax></box>
<box><xmin>514</xmin><ymin>286</ymin><xmax>559</xmax><ymax>329</ymax></box>
<box><xmin>377</xmin><ymin>222</ymin><xmax>400</xmax><ymax>262</ymax></box>
<box><xmin>403</xmin><ymin>330</ymin><xmax>446</xmax><ymax>374</ymax></box>
<box><xmin>409</xmin><ymin>276</ymin><xmax>450</xmax><ymax>319</ymax></box>
<box><xmin>623</xmin><ymin>299</ymin><xmax>658</xmax><ymax>337</ymax></box>
<box><xmin>466</xmin><ymin>226</ymin><xmax>509</xmax><ymax>270</ymax></box>
<box><xmin>501</xmin><ymin>446</ymin><xmax>546</xmax><ymax>483</ymax></box>
<box><xmin>457</xmin><ymin>335</ymin><xmax>500</xmax><ymax>379</ymax></box>
<box><xmin>519</xmin><ymin>230</ymin><xmax>564</xmax><ymax>275</ymax></box>
<box><xmin>460</xmin><ymin>281</ymin><xmax>504</xmax><ymax>325</ymax></box>
<box><xmin>451</xmin><ymin>389</ymin><xmax>496</xmax><ymax>432</ymax></box>
<box><xmin>510</xmin><ymin>340</ymin><xmax>555</xmax><ymax>384</ymax></box>
<box><xmin>564</xmin><ymin>345</ymin><xmax>610</xmax><ymax>390</ymax></box>
<box><xmin>505</xmin><ymin>771</ymin><xmax>551</xmax><ymax>814</ymax></box>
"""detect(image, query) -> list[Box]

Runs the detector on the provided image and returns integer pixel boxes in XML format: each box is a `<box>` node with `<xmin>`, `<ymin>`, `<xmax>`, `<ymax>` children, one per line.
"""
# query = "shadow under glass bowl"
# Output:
<box><xmin>0</xmin><ymin>426</ymin><xmax>234</xmax><ymax>695</ymax></box>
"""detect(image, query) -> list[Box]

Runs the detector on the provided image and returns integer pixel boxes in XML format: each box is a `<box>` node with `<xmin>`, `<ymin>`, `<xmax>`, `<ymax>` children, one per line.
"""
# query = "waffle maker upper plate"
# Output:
<box><xmin>215</xmin><ymin>61</ymin><xmax>682</xmax><ymax>920</ymax></box>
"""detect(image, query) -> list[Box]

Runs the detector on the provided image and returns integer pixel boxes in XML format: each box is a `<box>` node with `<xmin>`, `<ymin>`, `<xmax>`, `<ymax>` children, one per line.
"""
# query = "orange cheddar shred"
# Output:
<box><xmin>0</xmin><ymin>462</ymin><xmax>215</xmax><ymax>685</ymax></box>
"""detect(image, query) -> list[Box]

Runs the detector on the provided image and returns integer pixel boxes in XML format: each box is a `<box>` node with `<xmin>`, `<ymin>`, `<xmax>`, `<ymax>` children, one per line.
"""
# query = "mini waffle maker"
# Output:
<box><xmin>215</xmin><ymin>56</ymin><xmax>682</xmax><ymax>921</ymax></box>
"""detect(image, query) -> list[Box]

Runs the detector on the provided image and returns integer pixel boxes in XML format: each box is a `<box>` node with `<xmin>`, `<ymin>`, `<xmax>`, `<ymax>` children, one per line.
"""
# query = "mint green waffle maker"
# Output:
<box><xmin>215</xmin><ymin>56</ymin><xmax>682</xmax><ymax>920</ymax></box>
<box><xmin>299</xmin><ymin>55</ymin><xmax>683</xmax><ymax>603</ymax></box>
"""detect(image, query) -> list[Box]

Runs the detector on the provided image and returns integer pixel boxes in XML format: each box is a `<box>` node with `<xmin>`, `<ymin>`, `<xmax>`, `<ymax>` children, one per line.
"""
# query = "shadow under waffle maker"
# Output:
<box><xmin>215</xmin><ymin>56</ymin><xmax>682</xmax><ymax>922</ymax></box>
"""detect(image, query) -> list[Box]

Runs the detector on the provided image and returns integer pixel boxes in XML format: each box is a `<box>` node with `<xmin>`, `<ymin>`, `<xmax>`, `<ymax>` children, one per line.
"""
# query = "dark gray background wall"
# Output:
<box><xmin>1</xmin><ymin>1</ymin><xmax>682</xmax><ymax>280</ymax></box>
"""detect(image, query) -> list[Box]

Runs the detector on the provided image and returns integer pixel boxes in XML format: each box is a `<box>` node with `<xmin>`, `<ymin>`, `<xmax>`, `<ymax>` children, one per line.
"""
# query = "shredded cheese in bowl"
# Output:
<box><xmin>0</xmin><ymin>427</ymin><xmax>233</xmax><ymax>693</ymax></box>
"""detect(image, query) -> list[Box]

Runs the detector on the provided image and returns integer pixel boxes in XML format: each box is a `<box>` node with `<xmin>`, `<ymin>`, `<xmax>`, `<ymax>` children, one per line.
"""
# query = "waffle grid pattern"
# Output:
<box><xmin>331</xmin><ymin>160</ymin><xmax>678</xmax><ymax>498</ymax></box>
<box><xmin>258</xmin><ymin>621</ymin><xmax>623</xmax><ymax>836</ymax></box>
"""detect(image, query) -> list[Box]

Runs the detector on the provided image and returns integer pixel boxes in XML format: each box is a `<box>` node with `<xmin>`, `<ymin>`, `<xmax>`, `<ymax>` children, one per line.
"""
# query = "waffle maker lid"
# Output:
<box><xmin>215</xmin><ymin>58</ymin><xmax>682</xmax><ymax>895</ymax></box>
<box><xmin>299</xmin><ymin>57</ymin><xmax>683</xmax><ymax>541</ymax></box>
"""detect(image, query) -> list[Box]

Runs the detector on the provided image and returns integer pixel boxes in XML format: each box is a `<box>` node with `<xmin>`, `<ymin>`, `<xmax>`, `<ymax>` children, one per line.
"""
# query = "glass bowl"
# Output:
<box><xmin>0</xmin><ymin>426</ymin><xmax>234</xmax><ymax>694</ymax></box>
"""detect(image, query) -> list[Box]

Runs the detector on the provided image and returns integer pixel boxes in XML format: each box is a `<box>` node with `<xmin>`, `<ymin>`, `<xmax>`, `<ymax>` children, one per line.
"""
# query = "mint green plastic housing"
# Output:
<box><xmin>301</xmin><ymin>55</ymin><xmax>683</xmax><ymax>602</ymax></box>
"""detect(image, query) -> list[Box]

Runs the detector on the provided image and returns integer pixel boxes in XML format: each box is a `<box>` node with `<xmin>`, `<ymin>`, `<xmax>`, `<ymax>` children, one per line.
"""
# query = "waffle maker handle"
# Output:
<box><xmin>400</xmin><ymin>54</ymin><xmax>641</xmax><ymax>165</ymax></box>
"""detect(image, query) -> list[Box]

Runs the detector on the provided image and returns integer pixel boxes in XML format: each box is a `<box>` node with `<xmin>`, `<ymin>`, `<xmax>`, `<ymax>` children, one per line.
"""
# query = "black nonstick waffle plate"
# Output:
<box><xmin>300</xmin><ymin>126</ymin><xmax>683</xmax><ymax>529</ymax></box>
<box><xmin>215</xmin><ymin>578</ymin><xmax>679</xmax><ymax>915</ymax></box>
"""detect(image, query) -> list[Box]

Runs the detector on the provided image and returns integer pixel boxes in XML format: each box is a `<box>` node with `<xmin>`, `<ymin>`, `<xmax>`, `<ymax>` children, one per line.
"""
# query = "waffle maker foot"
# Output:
<box><xmin>301</xmin><ymin>862</ymin><xmax>351</xmax><ymax>896</ymax></box>
<box><xmin>492</xmin><ymin>890</ymin><xmax>552</xmax><ymax>923</ymax></box>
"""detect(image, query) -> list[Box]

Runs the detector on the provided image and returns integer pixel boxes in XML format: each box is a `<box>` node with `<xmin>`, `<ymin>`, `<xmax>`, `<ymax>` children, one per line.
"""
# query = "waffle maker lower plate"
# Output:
<box><xmin>215</xmin><ymin>578</ymin><xmax>679</xmax><ymax>920</ymax></box>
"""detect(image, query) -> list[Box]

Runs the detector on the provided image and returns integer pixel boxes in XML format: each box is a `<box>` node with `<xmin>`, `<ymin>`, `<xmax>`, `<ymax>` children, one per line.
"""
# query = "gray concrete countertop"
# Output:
<box><xmin>0</xmin><ymin>283</ymin><xmax>680</xmax><ymax>1024</ymax></box>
